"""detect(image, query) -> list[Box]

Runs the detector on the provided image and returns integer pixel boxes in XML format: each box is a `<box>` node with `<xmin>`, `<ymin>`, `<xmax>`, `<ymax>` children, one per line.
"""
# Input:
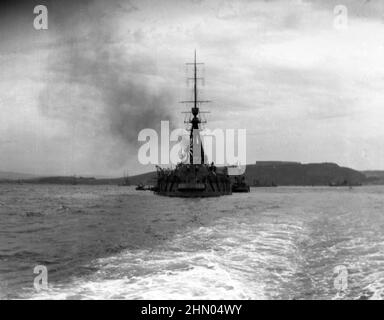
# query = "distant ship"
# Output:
<box><xmin>119</xmin><ymin>172</ymin><xmax>130</xmax><ymax>186</ymax></box>
<box><xmin>155</xmin><ymin>52</ymin><xmax>232</xmax><ymax>197</ymax></box>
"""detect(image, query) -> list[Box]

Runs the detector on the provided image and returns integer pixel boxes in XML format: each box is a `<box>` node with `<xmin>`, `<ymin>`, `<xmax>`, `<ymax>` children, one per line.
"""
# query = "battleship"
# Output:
<box><xmin>155</xmin><ymin>52</ymin><xmax>233</xmax><ymax>197</ymax></box>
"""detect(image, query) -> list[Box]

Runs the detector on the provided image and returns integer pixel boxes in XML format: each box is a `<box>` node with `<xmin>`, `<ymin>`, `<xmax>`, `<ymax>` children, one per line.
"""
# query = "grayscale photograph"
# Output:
<box><xmin>0</xmin><ymin>0</ymin><xmax>383</xmax><ymax>303</ymax></box>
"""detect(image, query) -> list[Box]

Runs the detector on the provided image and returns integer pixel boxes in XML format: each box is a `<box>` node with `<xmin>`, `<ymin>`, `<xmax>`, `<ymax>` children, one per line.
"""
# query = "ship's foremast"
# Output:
<box><xmin>182</xmin><ymin>51</ymin><xmax>210</xmax><ymax>164</ymax></box>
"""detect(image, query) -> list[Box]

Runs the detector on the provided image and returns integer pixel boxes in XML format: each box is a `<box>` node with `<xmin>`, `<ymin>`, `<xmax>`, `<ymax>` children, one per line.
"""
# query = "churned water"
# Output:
<box><xmin>0</xmin><ymin>185</ymin><xmax>383</xmax><ymax>300</ymax></box>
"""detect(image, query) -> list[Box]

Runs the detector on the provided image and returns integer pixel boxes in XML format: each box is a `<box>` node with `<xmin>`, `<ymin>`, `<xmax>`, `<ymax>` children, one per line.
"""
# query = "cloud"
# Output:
<box><xmin>2</xmin><ymin>0</ymin><xmax>384</xmax><ymax>174</ymax></box>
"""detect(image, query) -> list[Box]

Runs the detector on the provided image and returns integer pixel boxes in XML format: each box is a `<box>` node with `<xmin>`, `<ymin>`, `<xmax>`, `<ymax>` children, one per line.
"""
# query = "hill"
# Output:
<box><xmin>361</xmin><ymin>170</ymin><xmax>384</xmax><ymax>185</ymax></box>
<box><xmin>0</xmin><ymin>171</ymin><xmax>42</xmax><ymax>180</ymax></box>
<box><xmin>245</xmin><ymin>162</ymin><xmax>365</xmax><ymax>186</ymax></box>
<box><xmin>127</xmin><ymin>162</ymin><xmax>366</xmax><ymax>187</ymax></box>
<box><xmin>0</xmin><ymin>162</ymin><xmax>368</xmax><ymax>186</ymax></box>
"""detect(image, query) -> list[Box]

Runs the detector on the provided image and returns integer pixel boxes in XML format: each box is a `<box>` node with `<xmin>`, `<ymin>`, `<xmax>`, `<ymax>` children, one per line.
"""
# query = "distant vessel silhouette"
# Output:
<box><xmin>119</xmin><ymin>172</ymin><xmax>130</xmax><ymax>186</ymax></box>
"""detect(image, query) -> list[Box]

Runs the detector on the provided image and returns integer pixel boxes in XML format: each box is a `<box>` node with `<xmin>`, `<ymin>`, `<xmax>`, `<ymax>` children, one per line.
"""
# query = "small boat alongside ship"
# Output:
<box><xmin>135</xmin><ymin>183</ymin><xmax>146</xmax><ymax>191</ymax></box>
<box><xmin>231</xmin><ymin>175</ymin><xmax>250</xmax><ymax>193</ymax></box>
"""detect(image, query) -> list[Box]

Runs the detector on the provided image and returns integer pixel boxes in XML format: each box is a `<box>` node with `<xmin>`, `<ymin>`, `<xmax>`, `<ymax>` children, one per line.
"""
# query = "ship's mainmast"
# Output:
<box><xmin>182</xmin><ymin>51</ymin><xmax>210</xmax><ymax>164</ymax></box>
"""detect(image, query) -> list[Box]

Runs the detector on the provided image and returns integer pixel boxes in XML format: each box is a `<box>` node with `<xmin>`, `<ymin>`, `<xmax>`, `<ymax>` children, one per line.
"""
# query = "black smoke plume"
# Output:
<box><xmin>38</xmin><ymin>1</ymin><xmax>175</xmax><ymax>165</ymax></box>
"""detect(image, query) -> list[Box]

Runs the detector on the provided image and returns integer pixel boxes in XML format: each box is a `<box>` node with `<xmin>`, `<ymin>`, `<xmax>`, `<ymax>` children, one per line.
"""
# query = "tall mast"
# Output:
<box><xmin>181</xmin><ymin>51</ymin><xmax>210</xmax><ymax>164</ymax></box>
<box><xmin>194</xmin><ymin>50</ymin><xmax>197</xmax><ymax>111</ymax></box>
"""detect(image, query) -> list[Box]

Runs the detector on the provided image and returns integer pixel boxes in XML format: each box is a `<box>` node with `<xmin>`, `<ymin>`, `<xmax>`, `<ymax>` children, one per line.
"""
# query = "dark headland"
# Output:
<box><xmin>1</xmin><ymin>161</ymin><xmax>381</xmax><ymax>186</ymax></box>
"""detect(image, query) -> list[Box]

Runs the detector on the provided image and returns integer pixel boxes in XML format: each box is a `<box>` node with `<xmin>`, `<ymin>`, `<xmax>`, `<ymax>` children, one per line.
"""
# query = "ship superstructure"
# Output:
<box><xmin>155</xmin><ymin>52</ymin><xmax>232</xmax><ymax>197</ymax></box>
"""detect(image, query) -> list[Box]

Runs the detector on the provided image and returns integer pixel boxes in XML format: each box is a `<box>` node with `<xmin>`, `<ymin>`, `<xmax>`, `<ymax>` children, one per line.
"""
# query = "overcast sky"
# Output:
<box><xmin>1</xmin><ymin>0</ymin><xmax>384</xmax><ymax>176</ymax></box>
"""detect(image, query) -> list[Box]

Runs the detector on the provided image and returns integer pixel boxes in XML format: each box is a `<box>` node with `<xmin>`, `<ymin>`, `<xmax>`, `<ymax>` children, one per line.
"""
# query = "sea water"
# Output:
<box><xmin>0</xmin><ymin>185</ymin><xmax>383</xmax><ymax>299</ymax></box>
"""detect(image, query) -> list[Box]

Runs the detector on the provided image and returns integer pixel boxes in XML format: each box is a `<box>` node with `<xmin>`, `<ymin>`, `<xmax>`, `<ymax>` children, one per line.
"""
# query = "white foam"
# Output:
<box><xmin>27</xmin><ymin>214</ymin><xmax>304</xmax><ymax>300</ymax></box>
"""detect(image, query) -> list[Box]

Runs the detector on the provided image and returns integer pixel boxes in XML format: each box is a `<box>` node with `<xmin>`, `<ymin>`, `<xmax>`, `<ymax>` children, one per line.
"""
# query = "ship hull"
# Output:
<box><xmin>155</xmin><ymin>164</ymin><xmax>232</xmax><ymax>198</ymax></box>
<box><xmin>155</xmin><ymin>190</ymin><xmax>229</xmax><ymax>197</ymax></box>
